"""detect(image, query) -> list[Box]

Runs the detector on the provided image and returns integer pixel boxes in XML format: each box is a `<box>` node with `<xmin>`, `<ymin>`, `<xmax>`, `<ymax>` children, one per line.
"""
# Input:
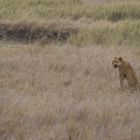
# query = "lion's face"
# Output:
<box><xmin>112</xmin><ymin>57</ymin><xmax>123</xmax><ymax>69</ymax></box>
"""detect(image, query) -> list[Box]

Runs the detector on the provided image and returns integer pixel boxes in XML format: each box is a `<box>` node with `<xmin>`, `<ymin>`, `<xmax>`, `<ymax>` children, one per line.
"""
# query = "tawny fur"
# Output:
<box><xmin>112</xmin><ymin>57</ymin><xmax>138</xmax><ymax>88</ymax></box>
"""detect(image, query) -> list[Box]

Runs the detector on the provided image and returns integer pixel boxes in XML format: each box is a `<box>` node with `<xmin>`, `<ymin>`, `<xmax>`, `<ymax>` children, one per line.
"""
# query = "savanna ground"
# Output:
<box><xmin>0</xmin><ymin>0</ymin><xmax>140</xmax><ymax>140</ymax></box>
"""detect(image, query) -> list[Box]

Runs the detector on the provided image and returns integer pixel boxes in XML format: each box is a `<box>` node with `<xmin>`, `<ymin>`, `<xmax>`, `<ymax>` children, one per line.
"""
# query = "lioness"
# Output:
<box><xmin>112</xmin><ymin>57</ymin><xmax>138</xmax><ymax>88</ymax></box>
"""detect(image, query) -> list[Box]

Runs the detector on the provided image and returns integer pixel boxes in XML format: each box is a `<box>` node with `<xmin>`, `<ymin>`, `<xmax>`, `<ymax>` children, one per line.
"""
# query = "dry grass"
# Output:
<box><xmin>0</xmin><ymin>0</ymin><xmax>140</xmax><ymax>139</ymax></box>
<box><xmin>0</xmin><ymin>20</ymin><xmax>78</xmax><ymax>42</ymax></box>
<box><xmin>0</xmin><ymin>43</ymin><xmax>140</xmax><ymax>140</ymax></box>
<box><xmin>0</xmin><ymin>0</ymin><xmax>139</xmax><ymax>46</ymax></box>
<box><xmin>70</xmin><ymin>20</ymin><xmax>140</xmax><ymax>46</ymax></box>
<box><xmin>0</xmin><ymin>20</ymin><xmax>139</xmax><ymax>46</ymax></box>
<box><xmin>0</xmin><ymin>0</ymin><xmax>140</xmax><ymax>21</ymax></box>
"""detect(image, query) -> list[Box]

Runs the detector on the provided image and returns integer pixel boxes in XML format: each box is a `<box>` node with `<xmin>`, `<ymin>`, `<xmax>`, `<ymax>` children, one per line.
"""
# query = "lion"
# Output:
<box><xmin>112</xmin><ymin>57</ymin><xmax>138</xmax><ymax>88</ymax></box>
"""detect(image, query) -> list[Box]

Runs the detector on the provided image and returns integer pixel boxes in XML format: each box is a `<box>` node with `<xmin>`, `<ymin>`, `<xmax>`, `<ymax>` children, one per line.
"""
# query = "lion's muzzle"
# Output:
<box><xmin>113</xmin><ymin>64</ymin><xmax>117</xmax><ymax>69</ymax></box>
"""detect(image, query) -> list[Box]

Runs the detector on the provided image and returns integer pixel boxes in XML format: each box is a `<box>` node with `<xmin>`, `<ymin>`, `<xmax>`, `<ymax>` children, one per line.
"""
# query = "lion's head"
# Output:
<box><xmin>112</xmin><ymin>57</ymin><xmax>123</xmax><ymax>69</ymax></box>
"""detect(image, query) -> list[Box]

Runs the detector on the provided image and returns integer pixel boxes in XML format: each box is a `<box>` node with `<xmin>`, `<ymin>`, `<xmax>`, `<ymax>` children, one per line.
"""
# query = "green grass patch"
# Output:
<box><xmin>93</xmin><ymin>2</ymin><xmax>140</xmax><ymax>21</ymax></box>
<box><xmin>70</xmin><ymin>20</ymin><xmax>140</xmax><ymax>46</ymax></box>
<box><xmin>0</xmin><ymin>0</ymin><xmax>140</xmax><ymax>21</ymax></box>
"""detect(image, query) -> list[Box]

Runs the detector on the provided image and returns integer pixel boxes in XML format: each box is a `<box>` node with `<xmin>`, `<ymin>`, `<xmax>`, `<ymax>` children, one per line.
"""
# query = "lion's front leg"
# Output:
<box><xmin>119</xmin><ymin>74</ymin><xmax>125</xmax><ymax>89</ymax></box>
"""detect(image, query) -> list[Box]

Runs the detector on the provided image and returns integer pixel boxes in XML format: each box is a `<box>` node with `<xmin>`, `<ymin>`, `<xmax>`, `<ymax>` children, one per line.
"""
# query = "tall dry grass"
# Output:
<box><xmin>0</xmin><ymin>0</ymin><xmax>139</xmax><ymax>46</ymax></box>
<box><xmin>70</xmin><ymin>20</ymin><xmax>140</xmax><ymax>46</ymax></box>
<box><xmin>0</xmin><ymin>20</ymin><xmax>78</xmax><ymax>42</ymax></box>
<box><xmin>0</xmin><ymin>0</ymin><xmax>140</xmax><ymax>21</ymax></box>
<box><xmin>0</xmin><ymin>0</ymin><xmax>140</xmax><ymax>139</ymax></box>
<box><xmin>0</xmin><ymin>43</ymin><xmax>140</xmax><ymax>140</ymax></box>
<box><xmin>0</xmin><ymin>20</ymin><xmax>139</xmax><ymax>46</ymax></box>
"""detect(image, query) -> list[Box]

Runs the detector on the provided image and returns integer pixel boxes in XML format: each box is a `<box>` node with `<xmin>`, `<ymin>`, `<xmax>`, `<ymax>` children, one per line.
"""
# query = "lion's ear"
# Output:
<box><xmin>119</xmin><ymin>57</ymin><xmax>123</xmax><ymax>61</ymax></box>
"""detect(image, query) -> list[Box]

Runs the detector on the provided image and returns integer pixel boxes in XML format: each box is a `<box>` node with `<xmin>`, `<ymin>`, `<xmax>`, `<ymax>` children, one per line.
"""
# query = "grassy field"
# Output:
<box><xmin>0</xmin><ymin>0</ymin><xmax>140</xmax><ymax>46</ymax></box>
<box><xmin>0</xmin><ymin>0</ymin><xmax>140</xmax><ymax>21</ymax></box>
<box><xmin>0</xmin><ymin>0</ymin><xmax>140</xmax><ymax>140</ymax></box>
<box><xmin>0</xmin><ymin>44</ymin><xmax>140</xmax><ymax>140</ymax></box>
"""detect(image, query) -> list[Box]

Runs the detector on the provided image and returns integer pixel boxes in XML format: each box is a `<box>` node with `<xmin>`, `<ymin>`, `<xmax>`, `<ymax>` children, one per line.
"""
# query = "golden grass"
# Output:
<box><xmin>0</xmin><ymin>0</ymin><xmax>140</xmax><ymax>21</ymax></box>
<box><xmin>70</xmin><ymin>20</ymin><xmax>140</xmax><ymax>46</ymax></box>
<box><xmin>0</xmin><ymin>0</ymin><xmax>140</xmax><ymax>139</ymax></box>
<box><xmin>0</xmin><ymin>20</ymin><xmax>78</xmax><ymax>42</ymax></box>
<box><xmin>0</xmin><ymin>0</ymin><xmax>139</xmax><ymax>46</ymax></box>
<box><xmin>0</xmin><ymin>20</ymin><xmax>139</xmax><ymax>46</ymax></box>
<box><xmin>0</xmin><ymin>43</ymin><xmax>140</xmax><ymax>140</ymax></box>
